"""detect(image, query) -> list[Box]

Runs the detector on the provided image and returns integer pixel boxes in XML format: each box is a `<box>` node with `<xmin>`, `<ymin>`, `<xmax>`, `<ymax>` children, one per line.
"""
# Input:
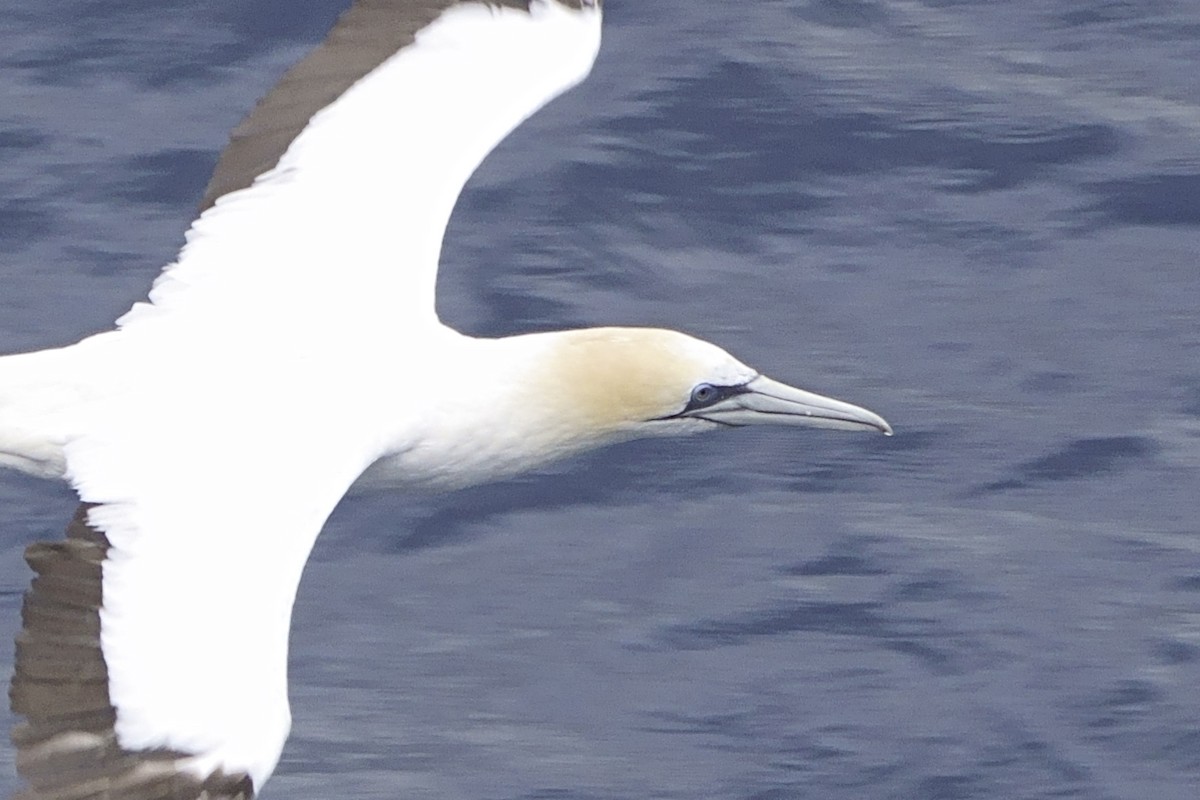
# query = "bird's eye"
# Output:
<box><xmin>691</xmin><ymin>383</ymin><xmax>719</xmax><ymax>406</ymax></box>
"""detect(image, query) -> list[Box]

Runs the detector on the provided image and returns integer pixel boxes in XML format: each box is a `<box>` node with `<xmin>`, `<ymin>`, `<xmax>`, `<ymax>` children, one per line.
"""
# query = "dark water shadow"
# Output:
<box><xmin>787</xmin><ymin>536</ymin><xmax>887</xmax><ymax>577</ymax></box>
<box><xmin>658</xmin><ymin>601</ymin><xmax>961</xmax><ymax>675</ymax></box>
<box><xmin>1182</xmin><ymin>385</ymin><xmax>1200</xmax><ymax>417</ymax></box>
<box><xmin>0</xmin><ymin>129</ymin><xmax>49</xmax><ymax>152</ymax></box>
<box><xmin>1080</xmin><ymin>173</ymin><xmax>1200</xmax><ymax>228</ymax></box>
<box><xmin>0</xmin><ymin>201</ymin><xmax>52</xmax><ymax>245</ymax></box>
<box><xmin>974</xmin><ymin>435</ymin><xmax>1158</xmax><ymax>493</ymax></box>
<box><xmin>111</xmin><ymin>149</ymin><xmax>218</xmax><ymax>207</ymax></box>
<box><xmin>793</xmin><ymin>0</ymin><xmax>890</xmax><ymax>28</ymax></box>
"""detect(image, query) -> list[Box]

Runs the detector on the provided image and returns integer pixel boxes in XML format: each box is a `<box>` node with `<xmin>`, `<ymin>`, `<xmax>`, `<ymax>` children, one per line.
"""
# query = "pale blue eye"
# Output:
<box><xmin>691</xmin><ymin>383</ymin><xmax>718</xmax><ymax>405</ymax></box>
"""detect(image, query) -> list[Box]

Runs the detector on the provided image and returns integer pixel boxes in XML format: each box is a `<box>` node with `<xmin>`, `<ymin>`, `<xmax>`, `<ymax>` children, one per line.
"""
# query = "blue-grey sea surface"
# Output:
<box><xmin>2</xmin><ymin>1</ymin><xmax>1199</xmax><ymax>798</ymax></box>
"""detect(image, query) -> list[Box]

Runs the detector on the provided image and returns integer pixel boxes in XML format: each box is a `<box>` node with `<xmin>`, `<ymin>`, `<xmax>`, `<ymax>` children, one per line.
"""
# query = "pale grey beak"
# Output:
<box><xmin>693</xmin><ymin>376</ymin><xmax>893</xmax><ymax>434</ymax></box>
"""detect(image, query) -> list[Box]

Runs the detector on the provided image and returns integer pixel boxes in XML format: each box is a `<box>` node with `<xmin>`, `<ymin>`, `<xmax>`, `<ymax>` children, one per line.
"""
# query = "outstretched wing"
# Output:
<box><xmin>12</xmin><ymin>508</ymin><xmax>256</xmax><ymax>800</ymax></box>
<box><xmin>117</xmin><ymin>0</ymin><xmax>601</xmax><ymax>336</ymax></box>
<box><xmin>11</xmin><ymin>370</ymin><xmax>382</xmax><ymax>796</ymax></box>
<box><xmin>9</xmin><ymin>0</ymin><xmax>602</xmax><ymax>797</ymax></box>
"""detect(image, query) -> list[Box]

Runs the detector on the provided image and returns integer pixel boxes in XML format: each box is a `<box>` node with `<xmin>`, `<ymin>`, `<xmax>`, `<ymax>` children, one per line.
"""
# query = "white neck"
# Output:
<box><xmin>359</xmin><ymin>326</ymin><xmax>714</xmax><ymax>489</ymax></box>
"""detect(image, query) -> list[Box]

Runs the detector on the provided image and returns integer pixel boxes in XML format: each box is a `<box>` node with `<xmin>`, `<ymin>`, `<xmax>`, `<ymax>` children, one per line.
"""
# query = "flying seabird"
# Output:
<box><xmin>0</xmin><ymin>1</ymin><xmax>891</xmax><ymax>798</ymax></box>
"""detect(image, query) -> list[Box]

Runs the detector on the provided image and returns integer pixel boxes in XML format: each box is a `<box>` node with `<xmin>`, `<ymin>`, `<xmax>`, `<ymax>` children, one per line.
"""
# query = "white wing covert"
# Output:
<box><xmin>119</xmin><ymin>0</ymin><xmax>602</xmax><ymax>336</ymax></box>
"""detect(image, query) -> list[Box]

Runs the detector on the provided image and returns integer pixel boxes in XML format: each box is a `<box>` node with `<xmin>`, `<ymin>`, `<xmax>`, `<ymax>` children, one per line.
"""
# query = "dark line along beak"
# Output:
<box><xmin>690</xmin><ymin>376</ymin><xmax>893</xmax><ymax>435</ymax></box>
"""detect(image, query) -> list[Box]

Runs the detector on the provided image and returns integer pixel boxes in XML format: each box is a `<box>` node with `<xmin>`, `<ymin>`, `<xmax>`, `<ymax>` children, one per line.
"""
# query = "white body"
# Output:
<box><xmin>1</xmin><ymin>0</ymin><xmax>889</xmax><ymax>794</ymax></box>
<box><xmin>1</xmin><ymin>1</ymin><xmax>604</xmax><ymax>787</ymax></box>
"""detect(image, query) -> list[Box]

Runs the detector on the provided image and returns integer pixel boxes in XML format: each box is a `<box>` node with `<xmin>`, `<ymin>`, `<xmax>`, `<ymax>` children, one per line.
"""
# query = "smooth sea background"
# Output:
<box><xmin>2</xmin><ymin>1</ymin><xmax>1199</xmax><ymax>797</ymax></box>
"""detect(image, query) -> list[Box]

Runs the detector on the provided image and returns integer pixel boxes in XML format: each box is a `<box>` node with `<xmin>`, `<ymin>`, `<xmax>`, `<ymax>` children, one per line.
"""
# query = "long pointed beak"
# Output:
<box><xmin>695</xmin><ymin>376</ymin><xmax>893</xmax><ymax>434</ymax></box>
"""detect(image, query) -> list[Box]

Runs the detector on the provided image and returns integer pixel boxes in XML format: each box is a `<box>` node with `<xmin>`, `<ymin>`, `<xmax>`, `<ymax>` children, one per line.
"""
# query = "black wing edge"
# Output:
<box><xmin>196</xmin><ymin>0</ymin><xmax>600</xmax><ymax>212</ymax></box>
<box><xmin>198</xmin><ymin>0</ymin><xmax>536</xmax><ymax>212</ymax></box>
<box><xmin>9</xmin><ymin>504</ymin><xmax>254</xmax><ymax>800</ymax></box>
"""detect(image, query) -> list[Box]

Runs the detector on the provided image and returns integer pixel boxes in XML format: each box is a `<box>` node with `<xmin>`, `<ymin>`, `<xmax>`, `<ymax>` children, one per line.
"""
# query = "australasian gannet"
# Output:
<box><xmin>0</xmin><ymin>1</ymin><xmax>891</xmax><ymax>797</ymax></box>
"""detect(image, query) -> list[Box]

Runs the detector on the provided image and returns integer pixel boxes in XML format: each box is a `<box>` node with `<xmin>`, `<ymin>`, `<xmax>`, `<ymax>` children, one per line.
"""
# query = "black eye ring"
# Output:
<box><xmin>691</xmin><ymin>383</ymin><xmax>719</xmax><ymax>406</ymax></box>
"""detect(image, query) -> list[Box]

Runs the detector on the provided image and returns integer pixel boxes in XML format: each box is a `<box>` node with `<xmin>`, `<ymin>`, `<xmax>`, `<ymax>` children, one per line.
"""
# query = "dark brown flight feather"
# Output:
<box><xmin>11</xmin><ymin>507</ymin><xmax>255</xmax><ymax>800</ymax></box>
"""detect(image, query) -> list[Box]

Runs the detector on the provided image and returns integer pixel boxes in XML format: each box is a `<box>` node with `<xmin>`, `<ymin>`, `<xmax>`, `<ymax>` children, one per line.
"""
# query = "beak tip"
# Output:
<box><xmin>874</xmin><ymin>416</ymin><xmax>894</xmax><ymax>436</ymax></box>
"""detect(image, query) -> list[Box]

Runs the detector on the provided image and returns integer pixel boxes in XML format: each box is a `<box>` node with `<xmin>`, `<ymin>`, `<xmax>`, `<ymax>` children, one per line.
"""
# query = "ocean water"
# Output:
<box><xmin>1</xmin><ymin>1</ymin><xmax>1198</xmax><ymax>798</ymax></box>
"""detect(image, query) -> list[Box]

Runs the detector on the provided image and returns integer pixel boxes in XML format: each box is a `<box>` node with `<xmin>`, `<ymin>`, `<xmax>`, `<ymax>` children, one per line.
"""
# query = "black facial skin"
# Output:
<box><xmin>647</xmin><ymin>379</ymin><xmax>757</xmax><ymax>424</ymax></box>
<box><xmin>682</xmin><ymin>382</ymin><xmax>751</xmax><ymax>413</ymax></box>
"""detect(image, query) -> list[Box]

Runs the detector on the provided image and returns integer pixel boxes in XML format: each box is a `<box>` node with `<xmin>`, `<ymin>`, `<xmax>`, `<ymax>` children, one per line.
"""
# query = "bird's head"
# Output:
<box><xmin>516</xmin><ymin>327</ymin><xmax>891</xmax><ymax>450</ymax></box>
<box><xmin>390</xmin><ymin>327</ymin><xmax>891</xmax><ymax>489</ymax></box>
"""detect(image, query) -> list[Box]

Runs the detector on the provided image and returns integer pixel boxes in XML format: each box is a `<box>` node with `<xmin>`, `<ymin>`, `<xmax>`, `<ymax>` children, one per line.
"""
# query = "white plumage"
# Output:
<box><xmin>0</xmin><ymin>1</ymin><xmax>889</xmax><ymax>796</ymax></box>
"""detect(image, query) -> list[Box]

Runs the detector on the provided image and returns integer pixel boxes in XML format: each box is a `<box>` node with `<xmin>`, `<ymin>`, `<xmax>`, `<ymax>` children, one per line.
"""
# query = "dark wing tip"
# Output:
<box><xmin>10</xmin><ymin>504</ymin><xmax>255</xmax><ymax>800</ymax></box>
<box><xmin>200</xmin><ymin>0</ymin><xmax>539</xmax><ymax>212</ymax></box>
